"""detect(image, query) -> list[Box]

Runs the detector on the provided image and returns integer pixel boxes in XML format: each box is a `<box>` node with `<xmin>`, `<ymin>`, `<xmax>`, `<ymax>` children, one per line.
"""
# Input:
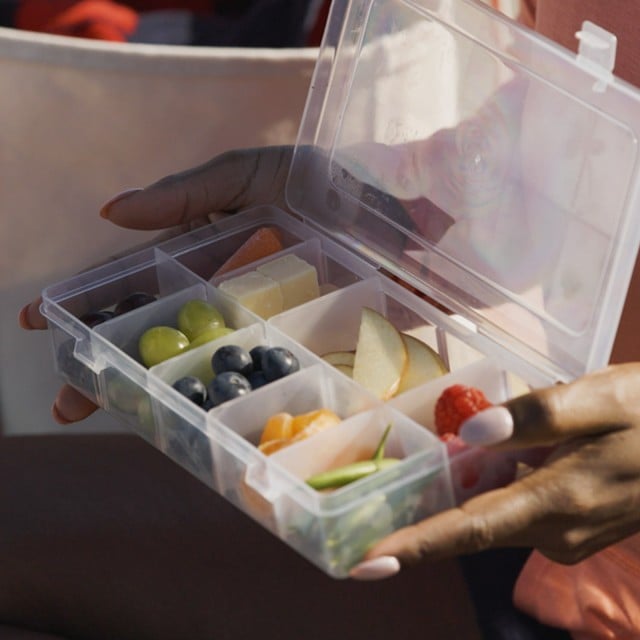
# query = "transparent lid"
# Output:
<box><xmin>286</xmin><ymin>0</ymin><xmax>640</xmax><ymax>381</ymax></box>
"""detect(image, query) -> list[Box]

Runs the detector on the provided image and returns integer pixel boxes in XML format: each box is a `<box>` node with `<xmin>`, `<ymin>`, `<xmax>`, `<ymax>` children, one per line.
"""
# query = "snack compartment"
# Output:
<box><xmin>262</xmin><ymin>405</ymin><xmax>450</xmax><ymax>577</ymax></box>
<box><xmin>389</xmin><ymin>357</ymin><xmax>522</xmax><ymax>504</ymax></box>
<box><xmin>206</xmin><ymin>235</ymin><xmax>376</xmax><ymax>322</ymax></box>
<box><xmin>147</xmin><ymin>324</ymin><xmax>321</xmax><ymax>485</ymax></box>
<box><xmin>161</xmin><ymin>206</ymin><xmax>315</xmax><ymax>280</ymax></box>
<box><xmin>268</xmin><ymin>274</ymin><xmax>463</xmax><ymax>399</ymax></box>
<box><xmin>210</xmin><ymin>363</ymin><xmax>379</xmax><ymax>531</ymax></box>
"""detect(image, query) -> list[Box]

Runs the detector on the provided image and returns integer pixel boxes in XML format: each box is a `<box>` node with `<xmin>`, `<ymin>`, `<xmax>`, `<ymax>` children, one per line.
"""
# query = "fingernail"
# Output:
<box><xmin>459</xmin><ymin>406</ymin><xmax>513</xmax><ymax>446</ymax></box>
<box><xmin>52</xmin><ymin>403</ymin><xmax>72</xmax><ymax>425</ymax></box>
<box><xmin>349</xmin><ymin>556</ymin><xmax>400</xmax><ymax>581</ymax></box>
<box><xmin>100</xmin><ymin>188</ymin><xmax>143</xmax><ymax>218</ymax></box>
<box><xmin>18</xmin><ymin>304</ymin><xmax>33</xmax><ymax>330</ymax></box>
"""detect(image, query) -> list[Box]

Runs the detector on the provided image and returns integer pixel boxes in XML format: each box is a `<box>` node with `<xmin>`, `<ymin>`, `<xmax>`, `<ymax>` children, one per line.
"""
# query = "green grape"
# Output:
<box><xmin>187</xmin><ymin>325</ymin><xmax>235</xmax><ymax>349</ymax></box>
<box><xmin>139</xmin><ymin>326</ymin><xmax>190</xmax><ymax>367</ymax></box>
<box><xmin>177</xmin><ymin>299</ymin><xmax>225</xmax><ymax>341</ymax></box>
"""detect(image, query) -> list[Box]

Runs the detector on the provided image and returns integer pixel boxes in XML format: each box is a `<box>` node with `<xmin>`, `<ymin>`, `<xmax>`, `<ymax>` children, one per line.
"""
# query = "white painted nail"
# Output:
<box><xmin>349</xmin><ymin>556</ymin><xmax>401</xmax><ymax>581</ymax></box>
<box><xmin>459</xmin><ymin>406</ymin><xmax>514</xmax><ymax>446</ymax></box>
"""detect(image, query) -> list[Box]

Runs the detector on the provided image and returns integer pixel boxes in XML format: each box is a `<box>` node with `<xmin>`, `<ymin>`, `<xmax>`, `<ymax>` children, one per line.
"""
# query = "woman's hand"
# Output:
<box><xmin>350</xmin><ymin>363</ymin><xmax>640</xmax><ymax>579</ymax></box>
<box><xmin>19</xmin><ymin>146</ymin><xmax>293</xmax><ymax>423</ymax></box>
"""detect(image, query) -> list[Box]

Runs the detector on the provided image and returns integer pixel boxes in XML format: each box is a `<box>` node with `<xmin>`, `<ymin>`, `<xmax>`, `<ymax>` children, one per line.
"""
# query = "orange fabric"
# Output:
<box><xmin>514</xmin><ymin>535</ymin><xmax>640</xmax><ymax>640</ymax></box>
<box><xmin>16</xmin><ymin>1</ymin><xmax>138</xmax><ymax>41</ymax></box>
<box><xmin>15</xmin><ymin>1</ymin><xmax>213</xmax><ymax>41</ymax></box>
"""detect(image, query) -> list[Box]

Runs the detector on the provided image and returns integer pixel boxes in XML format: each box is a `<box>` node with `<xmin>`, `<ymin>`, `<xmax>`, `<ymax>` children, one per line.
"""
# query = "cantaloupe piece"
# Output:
<box><xmin>214</xmin><ymin>227</ymin><xmax>284</xmax><ymax>276</ymax></box>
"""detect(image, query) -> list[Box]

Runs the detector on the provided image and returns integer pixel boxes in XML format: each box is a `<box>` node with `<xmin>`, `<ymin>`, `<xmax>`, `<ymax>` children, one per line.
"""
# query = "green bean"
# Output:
<box><xmin>306</xmin><ymin>458</ymin><xmax>400</xmax><ymax>490</ymax></box>
<box><xmin>306</xmin><ymin>423</ymin><xmax>399</xmax><ymax>490</ymax></box>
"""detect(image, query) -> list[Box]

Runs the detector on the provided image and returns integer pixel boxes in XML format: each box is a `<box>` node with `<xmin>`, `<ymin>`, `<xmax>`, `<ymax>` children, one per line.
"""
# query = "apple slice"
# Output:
<box><xmin>396</xmin><ymin>333</ymin><xmax>448</xmax><ymax>394</ymax></box>
<box><xmin>352</xmin><ymin>307</ymin><xmax>407</xmax><ymax>400</ymax></box>
<box><xmin>321</xmin><ymin>351</ymin><xmax>356</xmax><ymax>367</ymax></box>
<box><xmin>333</xmin><ymin>364</ymin><xmax>354</xmax><ymax>378</ymax></box>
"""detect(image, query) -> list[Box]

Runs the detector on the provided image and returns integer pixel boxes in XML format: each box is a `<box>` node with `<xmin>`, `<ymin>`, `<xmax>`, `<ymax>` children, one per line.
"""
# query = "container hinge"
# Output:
<box><xmin>575</xmin><ymin>21</ymin><xmax>617</xmax><ymax>92</ymax></box>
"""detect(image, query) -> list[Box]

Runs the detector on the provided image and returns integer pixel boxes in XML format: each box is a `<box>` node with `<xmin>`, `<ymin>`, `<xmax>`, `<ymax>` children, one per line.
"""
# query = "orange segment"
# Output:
<box><xmin>258</xmin><ymin>408</ymin><xmax>342</xmax><ymax>456</ymax></box>
<box><xmin>258</xmin><ymin>438</ymin><xmax>290</xmax><ymax>455</ymax></box>
<box><xmin>290</xmin><ymin>409</ymin><xmax>341</xmax><ymax>436</ymax></box>
<box><xmin>259</xmin><ymin>412</ymin><xmax>293</xmax><ymax>445</ymax></box>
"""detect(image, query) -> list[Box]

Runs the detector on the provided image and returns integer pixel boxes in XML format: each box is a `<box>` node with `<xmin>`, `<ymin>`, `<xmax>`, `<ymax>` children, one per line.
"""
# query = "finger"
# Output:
<box><xmin>459</xmin><ymin>364</ymin><xmax>640</xmax><ymax>449</ymax></box>
<box><xmin>52</xmin><ymin>385</ymin><xmax>99</xmax><ymax>424</ymax></box>
<box><xmin>359</xmin><ymin>472</ymin><xmax>549</xmax><ymax>568</ymax></box>
<box><xmin>101</xmin><ymin>146</ymin><xmax>293</xmax><ymax>230</ymax></box>
<box><xmin>19</xmin><ymin>296</ymin><xmax>47</xmax><ymax>331</ymax></box>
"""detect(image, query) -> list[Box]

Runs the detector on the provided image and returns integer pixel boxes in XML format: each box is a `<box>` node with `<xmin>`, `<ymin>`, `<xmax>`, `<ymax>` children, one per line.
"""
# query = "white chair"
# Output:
<box><xmin>0</xmin><ymin>26</ymin><xmax>317</xmax><ymax>435</ymax></box>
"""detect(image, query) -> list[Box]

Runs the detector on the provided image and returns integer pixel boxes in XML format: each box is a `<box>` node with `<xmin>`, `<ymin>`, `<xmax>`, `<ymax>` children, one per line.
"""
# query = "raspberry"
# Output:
<box><xmin>434</xmin><ymin>384</ymin><xmax>492</xmax><ymax>437</ymax></box>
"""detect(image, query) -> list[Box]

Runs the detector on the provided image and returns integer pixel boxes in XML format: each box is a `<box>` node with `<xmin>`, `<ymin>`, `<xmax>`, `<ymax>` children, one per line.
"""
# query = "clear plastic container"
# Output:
<box><xmin>41</xmin><ymin>1</ymin><xmax>640</xmax><ymax>577</ymax></box>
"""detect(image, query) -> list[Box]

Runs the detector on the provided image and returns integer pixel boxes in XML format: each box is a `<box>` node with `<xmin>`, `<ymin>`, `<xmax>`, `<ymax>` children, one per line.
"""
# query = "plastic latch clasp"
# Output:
<box><xmin>575</xmin><ymin>21</ymin><xmax>617</xmax><ymax>92</ymax></box>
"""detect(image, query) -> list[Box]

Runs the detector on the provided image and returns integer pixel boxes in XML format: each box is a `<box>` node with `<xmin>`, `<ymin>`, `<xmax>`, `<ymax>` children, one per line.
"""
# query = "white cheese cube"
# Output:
<box><xmin>218</xmin><ymin>271</ymin><xmax>283</xmax><ymax>319</ymax></box>
<box><xmin>256</xmin><ymin>255</ymin><xmax>320</xmax><ymax>310</ymax></box>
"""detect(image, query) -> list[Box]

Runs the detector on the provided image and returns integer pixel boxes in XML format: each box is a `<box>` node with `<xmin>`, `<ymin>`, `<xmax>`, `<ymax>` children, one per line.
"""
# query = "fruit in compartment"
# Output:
<box><xmin>177</xmin><ymin>299</ymin><xmax>224</xmax><ymax>341</ymax></box>
<box><xmin>80</xmin><ymin>310</ymin><xmax>115</xmax><ymax>328</ymax></box>
<box><xmin>79</xmin><ymin>290</ymin><xmax>157</xmax><ymax>327</ymax></box>
<box><xmin>321</xmin><ymin>351</ymin><xmax>356</xmax><ymax>367</ymax></box>
<box><xmin>138</xmin><ymin>326</ymin><xmax>190</xmax><ymax>368</ymax></box>
<box><xmin>172</xmin><ymin>375</ymin><xmax>208</xmax><ymax>407</ymax></box>
<box><xmin>258</xmin><ymin>408</ymin><xmax>341</xmax><ymax>455</ymax></box>
<box><xmin>114</xmin><ymin>292</ymin><xmax>157</xmax><ymax>316</ymax></box>
<box><xmin>260</xmin><ymin>346</ymin><xmax>300</xmax><ymax>381</ymax></box>
<box><xmin>434</xmin><ymin>384</ymin><xmax>492</xmax><ymax>437</ymax></box>
<box><xmin>169</xmin><ymin>343</ymin><xmax>302</xmax><ymax>411</ymax></box>
<box><xmin>187</xmin><ymin>326</ymin><xmax>234</xmax><ymax>349</ymax></box>
<box><xmin>211</xmin><ymin>344</ymin><xmax>253</xmax><ymax>377</ymax></box>
<box><xmin>352</xmin><ymin>308</ymin><xmax>408</xmax><ymax>400</ymax></box>
<box><xmin>207</xmin><ymin>371</ymin><xmax>253</xmax><ymax>406</ymax></box>
<box><xmin>138</xmin><ymin>299</ymin><xmax>231</xmax><ymax>367</ymax></box>
<box><xmin>213</xmin><ymin>226</ymin><xmax>284</xmax><ymax>277</ymax></box>
<box><xmin>321</xmin><ymin>309</ymin><xmax>447</xmax><ymax>396</ymax></box>
<box><xmin>396</xmin><ymin>333</ymin><xmax>448</xmax><ymax>394</ymax></box>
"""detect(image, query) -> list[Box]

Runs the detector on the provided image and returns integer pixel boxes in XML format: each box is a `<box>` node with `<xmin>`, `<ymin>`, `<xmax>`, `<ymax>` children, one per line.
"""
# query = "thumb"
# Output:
<box><xmin>101</xmin><ymin>146</ymin><xmax>293</xmax><ymax>230</ymax></box>
<box><xmin>459</xmin><ymin>364</ymin><xmax>640</xmax><ymax>450</ymax></box>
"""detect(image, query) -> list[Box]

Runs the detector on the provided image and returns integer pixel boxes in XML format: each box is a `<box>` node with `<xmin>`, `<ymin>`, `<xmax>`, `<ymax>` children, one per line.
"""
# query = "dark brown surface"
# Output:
<box><xmin>0</xmin><ymin>434</ymin><xmax>482</xmax><ymax>640</ymax></box>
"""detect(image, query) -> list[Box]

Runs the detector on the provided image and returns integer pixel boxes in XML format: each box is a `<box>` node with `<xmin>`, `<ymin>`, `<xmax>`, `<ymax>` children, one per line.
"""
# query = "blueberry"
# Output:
<box><xmin>249</xmin><ymin>345</ymin><xmax>269</xmax><ymax>370</ymax></box>
<box><xmin>261</xmin><ymin>347</ymin><xmax>300</xmax><ymax>382</ymax></box>
<box><xmin>114</xmin><ymin>292</ymin><xmax>157</xmax><ymax>316</ymax></box>
<box><xmin>247</xmin><ymin>369</ymin><xmax>268</xmax><ymax>390</ymax></box>
<box><xmin>80</xmin><ymin>310</ymin><xmax>115</xmax><ymax>328</ymax></box>
<box><xmin>207</xmin><ymin>371</ymin><xmax>252</xmax><ymax>406</ymax></box>
<box><xmin>211</xmin><ymin>344</ymin><xmax>253</xmax><ymax>377</ymax></box>
<box><xmin>172</xmin><ymin>375</ymin><xmax>207</xmax><ymax>407</ymax></box>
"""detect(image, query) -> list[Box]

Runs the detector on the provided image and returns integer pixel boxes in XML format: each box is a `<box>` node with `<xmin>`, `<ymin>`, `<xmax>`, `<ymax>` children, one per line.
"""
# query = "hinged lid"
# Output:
<box><xmin>286</xmin><ymin>0</ymin><xmax>640</xmax><ymax>382</ymax></box>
